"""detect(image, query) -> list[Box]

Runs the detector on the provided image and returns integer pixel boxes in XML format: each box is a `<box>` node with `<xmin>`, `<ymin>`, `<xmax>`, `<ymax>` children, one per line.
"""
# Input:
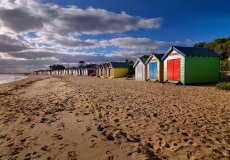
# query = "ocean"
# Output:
<box><xmin>0</xmin><ymin>74</ymin><xmax>27</xmax><ymax>85</ymax></box>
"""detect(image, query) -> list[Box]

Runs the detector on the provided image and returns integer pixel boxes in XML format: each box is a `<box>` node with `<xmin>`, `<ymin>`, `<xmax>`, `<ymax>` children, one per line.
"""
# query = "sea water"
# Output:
<box><xmin>0</xmin><ymin>74</ymin><xmax>27</xmax><ymax>85</ymax></box>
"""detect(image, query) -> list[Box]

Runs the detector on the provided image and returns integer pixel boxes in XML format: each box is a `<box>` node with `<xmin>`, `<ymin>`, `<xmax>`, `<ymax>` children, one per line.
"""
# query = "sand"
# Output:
<box><xmin>0</xmin><ymin>75</ymin><xmax>230</xmax><ymax>160</ymax></box>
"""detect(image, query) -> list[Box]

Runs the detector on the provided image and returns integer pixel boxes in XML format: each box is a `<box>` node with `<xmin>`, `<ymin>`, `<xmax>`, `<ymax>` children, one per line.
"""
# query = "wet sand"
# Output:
<box><xmin>0</xmin><ymin>75</ymin><xmax>230</xmax><ymax>160</ymax></box>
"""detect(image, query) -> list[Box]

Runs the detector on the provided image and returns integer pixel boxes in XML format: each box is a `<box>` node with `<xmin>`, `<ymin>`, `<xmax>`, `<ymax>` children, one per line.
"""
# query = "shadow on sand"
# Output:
<box><xmin>220</xmin><ymin>71</ymin><xmax>230</xmax><ymax>82</ymax></box>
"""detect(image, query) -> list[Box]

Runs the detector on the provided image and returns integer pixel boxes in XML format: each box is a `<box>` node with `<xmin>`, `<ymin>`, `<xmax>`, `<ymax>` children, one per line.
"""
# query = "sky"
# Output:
<box><xmin>0</xmin><ymin>0</ymin><xmax>230</xmax><ymax>73</ymax></box>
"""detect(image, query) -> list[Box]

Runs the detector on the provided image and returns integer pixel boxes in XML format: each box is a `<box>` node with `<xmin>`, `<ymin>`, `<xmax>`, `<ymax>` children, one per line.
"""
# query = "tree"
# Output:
<box><xmin>84</xmin><ymin>63</ymin><xmax>97</xmax><ymax>68</ymax></box>
<box><xmin>193</xmin><ymin>42</ymin><xmax>206</xmax><ymax>48</ymax></box>
<box><xmin>49</xmin><ymin>64</ymin><xmax>65</xmax><ymax>70</ymax></box>
<box><xmin>79</xmin><ymin>61</ymin><xmax>85</xmax><ymax>67</ymax></box>
<box><xmin>194</xmin><ymin>36</ymin><xmax>230</xmax><ymax>60</ymax></box>
<box><xmin>220</xmin><ymin>59</ymin><xmax>230</xmax><ymax>71</ymax></box>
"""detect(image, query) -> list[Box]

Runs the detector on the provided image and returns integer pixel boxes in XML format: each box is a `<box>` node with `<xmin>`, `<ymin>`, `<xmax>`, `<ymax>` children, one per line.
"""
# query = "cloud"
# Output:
<box><xmin>23</xmin><ymin>33</ymin><xmax>99</xmax><ymax>49</ymax></box>
<box><xmin>104</xmin><ymin>50</ymin><xmax>150</xmax><ymax>61</ymax></box>
<box><xmin>54</xmin><ymin>7</ymin><xmax>163</xmax><ymax>35</ymax></box>
<box><xmin>54</xmin><ymin>39</ymin><xmax>95</xmax><ymax>48</ymax></box>
<box><xmin>0</xmin><ymin>0</ymin><xmax>163</xmax><ymax>35</ymax></box>
<box><xmin>0</xmin><ymin>49</ymin><xmax>139</xmax><ymax>73</ymax></box>
<box><xmin>1</xmin><ymin>37</ymin><xmax>197</xmax><ymax>73</ymax></box>
<box><xmin>0</xmin><ymin>0</ymin><xmax>197</xmax><ymax>74</ymax></box>
<box><xmin>0</xmin><ymin>8</ymin><xmax>44</xmax><ymax>33</ymax></box>
<box><xmin>0</xmin><ymin>34</ymin><xmax>29</xmax><ymax>52</ymax></box>
<box><xmin>0</xmin><ymin>58</ymin><xmax>58</xmax><ymax>73</ymax></box>
<box><xmin>100</xmin><ymin>37</ymin><xmax>198</xmax><ymax>50</ymax></box>
<box><xmin>0</xmin><ymin>0</ymin><xmax>163</xmax><ymax>52</ymax></box>
<box><xmin>100</xmin><ymin>37</ymin><xmax>169</xmax><ymax>50</ymax></box>
<box><xmin>7</xmin><ymin>51</ymin><xmax>57</xmax><ymax>59</ymax></box>
<box><xmin>6</xmin><ymin>49</ymin><xmax>106</xmax><ymax>63</ymax></box>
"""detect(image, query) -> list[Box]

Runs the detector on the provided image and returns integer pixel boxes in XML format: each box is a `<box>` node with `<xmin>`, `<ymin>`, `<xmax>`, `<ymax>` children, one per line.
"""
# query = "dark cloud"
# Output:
<box><xmin>55</xmin><ymin>9</ymin><xmax>163</xmax><ymax>35</ymax></box>
<box><xmin>0</xmin><ymin>59</ymin><xmax>58</xmax><ymax>73</ymax></box>
<box><xmin>7</xmin><ymin>50</ymin><xmax>111</xmax><ymax>63</ymax></box>
<box><xmin>8</xmin><ymin>51</ymin><xmax>56</xmax><ymax>59</ymax></box>
<box><xmin>0</xmin><ymin>34</ymin><xmax>28</xmax><ymax>52</ymax></box>
<box><xmin>0</xmin><ymin>58</ymin><xmax>55</xmax><ymax>66</ymax></box>
<box><xmin>54</xmin><ymin>39</ymin><xmax>96</xmax><ymax>48</ymax></box>
<box><xmin>0</xmin><ymin>7</ymin><xmax>44</xmax><ymax>33</ymax></box>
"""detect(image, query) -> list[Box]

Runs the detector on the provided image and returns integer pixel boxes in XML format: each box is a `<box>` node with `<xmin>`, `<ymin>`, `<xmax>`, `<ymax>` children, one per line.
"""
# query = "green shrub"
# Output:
<box><xmin>127</xmin><ymin>69</ymin><xmax>135</xmax><ymax>75</ymax></box>
<box><xmin>220</xmin><ymin>59</ymin><xmax>230</xmax><ymax>71</ymax></box>
<box><xmin>216</xmin><ymin>82</ymin><xmax>230</xmax><ymax>90</ymax></box>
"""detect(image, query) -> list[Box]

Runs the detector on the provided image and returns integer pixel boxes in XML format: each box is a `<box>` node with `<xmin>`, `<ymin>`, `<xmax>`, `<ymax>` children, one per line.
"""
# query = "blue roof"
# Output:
<box><xmin>139</xmin><ymin>58</ymin><xmax>148</xmax><ymax>64</ymax></box>
<box><xmin>133</xmin><ymin>57</ymin><xmax>149</xmax><ymax>68</ymax></box>
<box><xmin>145</xmin><ymin>53</ymin><xmax>164</xmax><ymax>64</ymax></box>
<box><xmin>110</xmin><ymin>62</ymin><xmax>129</xmax><ymax>68</ymax></box>
<box><xmin>162</xmin><ymin>46</ymin><xmax>220</xmax><ymax>60</ymax></box>
<box><xmin>153</xmin><ymin>53</ymin><xmax>164</xmax><ymax>60</ymax></box>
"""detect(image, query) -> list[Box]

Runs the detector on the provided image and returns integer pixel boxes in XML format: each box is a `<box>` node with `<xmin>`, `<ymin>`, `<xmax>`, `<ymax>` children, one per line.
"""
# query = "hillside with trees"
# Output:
<box><xmin>49</xmin><ymin>64</ymin><xmax>65</xmax><ymax>70</ymax></box>
<box><xmin>193</xmin><ymin>36</ymin><xmax>230</xmax><ymax>71</ymax></box>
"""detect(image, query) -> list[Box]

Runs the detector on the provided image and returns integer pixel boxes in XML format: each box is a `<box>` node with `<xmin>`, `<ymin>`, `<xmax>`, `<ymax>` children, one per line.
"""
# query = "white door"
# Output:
<box><xmin>135</xmin><ymin>62</ymin><xmax>144</xmax><ymax>81</ymax></box>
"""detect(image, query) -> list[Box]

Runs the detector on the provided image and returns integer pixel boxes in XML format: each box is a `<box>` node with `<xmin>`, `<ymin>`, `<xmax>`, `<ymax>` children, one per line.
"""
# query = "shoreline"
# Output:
<box><xmin>0</xmin><ymin>75</ymin><xmax>230</xmax><ymax>159</ymax></box>
<box><xmin>0</xmin><ymin>74</ymin><xmax>28</xmax><ymax>85</ymax></box>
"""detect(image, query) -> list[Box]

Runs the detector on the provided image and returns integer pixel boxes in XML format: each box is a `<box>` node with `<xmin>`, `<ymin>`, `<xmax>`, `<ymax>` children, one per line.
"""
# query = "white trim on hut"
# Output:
<box><xmin>146</xmin><ymin>53</ymin><xmax>164</xmax><ymax>82</ymax></box>
<box><xmin>133</xmin><ymin>58</ymin><xmax>148</xmax><ymax>81</ymax></box>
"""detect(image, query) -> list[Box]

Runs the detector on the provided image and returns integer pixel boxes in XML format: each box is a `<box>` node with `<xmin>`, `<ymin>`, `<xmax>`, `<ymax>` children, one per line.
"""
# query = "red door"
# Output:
<box><xmin>167</xmin><ymin>59</ymin><xmax>180</xmax><ymax>80</ymax></box>
<box><xmin>174</xmin><ymin>59</ymin><xmax>180</xmax><ymax>80</ymax></box>
<box><xmin>167</xmin><ymin>60</ymin><xmax>174</xmax><ymax>80</ymax></box>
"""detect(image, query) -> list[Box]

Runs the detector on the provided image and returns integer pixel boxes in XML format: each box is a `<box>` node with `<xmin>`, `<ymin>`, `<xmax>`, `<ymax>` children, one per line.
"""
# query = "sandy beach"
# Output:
<box><xmin>0</xmin><ymin>75</ymin><xmax>230</xmax><ymax>160</ymax></box>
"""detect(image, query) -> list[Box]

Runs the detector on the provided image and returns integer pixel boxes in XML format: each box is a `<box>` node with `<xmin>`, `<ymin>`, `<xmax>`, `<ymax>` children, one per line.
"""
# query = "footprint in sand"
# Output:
<box><xmin>146</xmin><ymin>142</ymin><xmax>153</xmax><ymax>149</ymax></box>
<box><xmin>41</xmin><ymin>145</ymin><xmax>50</xmax><ymax>151</ymax></box>
<box><xmin>68</xmin><ymin>151</ymin><xmax>77</xmax><ymax>160</ymax></box>
<box><xmin>53</xmin><ymin>134</ymin><xmax>63</xmax><ymax>140</ymax></box>
<box><xmin>40</xmin><ymin>117</ymin><xmax>48</xmax><ymax>123</ymax></box>
<box><xmin>85</xmin><ymin>126</ymin><xmax>92</xmax><ymax>132</ymax></box>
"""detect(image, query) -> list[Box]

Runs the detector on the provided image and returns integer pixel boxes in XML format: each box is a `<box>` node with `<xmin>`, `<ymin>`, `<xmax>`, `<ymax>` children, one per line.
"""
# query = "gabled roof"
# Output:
<box><xmin>110</xmin><ymin>62</ymin><xmax>129</xmax><ymax>68</ymax></box>
<box><xmin>133</xmin><ymin>58</ymin><xmax>148</xmax><ymax>68</ymax></box>
<box><xmin>100</xmin><ymin>65</ymin><xmax>106</xmax><ymax>69</ymax></box>
<box><xmin>153</xmin><ymin>53</ymin><xmax>164</xmax><ymax>60</ymax></box>
<box><xmin>100</xmin><ymin>63</ymin><xmax>110</xmax><ymax>68</ymax></box>
<box><xmin>145</xmin><ymin>53</ymin><xmax>164</xmax><ymax>64</ymax></box>
<box><xmin>162</xmin><ymin>46</ymin><xmax>220</xmax><ymax>60</ymax></box>
<box><xmin>139</xmin><ymin>58</ymin><xmax>148</xmax><ymax>64</ymax></box>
